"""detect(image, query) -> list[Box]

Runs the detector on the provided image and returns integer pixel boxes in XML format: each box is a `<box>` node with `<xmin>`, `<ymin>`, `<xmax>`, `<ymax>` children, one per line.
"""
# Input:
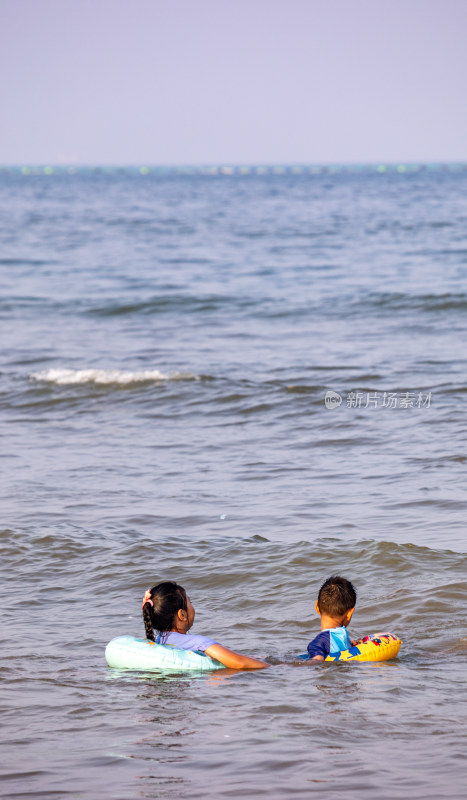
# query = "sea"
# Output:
<box><xmin>1</xmin><ymin>164</ymin><xmax>467</xmax><ymax>799</ymax></box>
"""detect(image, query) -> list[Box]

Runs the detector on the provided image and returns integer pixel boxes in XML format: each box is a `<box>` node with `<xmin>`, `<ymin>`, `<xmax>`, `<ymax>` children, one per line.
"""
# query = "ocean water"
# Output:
<box><xmin>1</xmin><ymin>166</ymin><xmax>467</xmax><ymax>799</ymax></box>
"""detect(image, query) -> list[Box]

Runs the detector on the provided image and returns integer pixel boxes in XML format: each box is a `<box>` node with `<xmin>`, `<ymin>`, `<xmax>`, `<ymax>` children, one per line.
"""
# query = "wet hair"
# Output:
<box><xmin>317</xmin><ymin>576</ymin><xmax>356</xmax><ymax>618</ymax></box>
<box><xmin>142</xmin><ymin>581</ymin><xmax>188</xmax><ymax>642</ymax></box>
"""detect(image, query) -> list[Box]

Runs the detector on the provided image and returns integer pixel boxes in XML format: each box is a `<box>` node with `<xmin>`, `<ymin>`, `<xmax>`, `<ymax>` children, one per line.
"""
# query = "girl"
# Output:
<box><xmin>142</xmin><ymin>581</ymin><xmax>268</xmax><ymax>670</ymax></box>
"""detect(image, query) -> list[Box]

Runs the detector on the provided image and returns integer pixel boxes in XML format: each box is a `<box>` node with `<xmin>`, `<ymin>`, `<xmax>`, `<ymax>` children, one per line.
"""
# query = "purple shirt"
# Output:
<box><xmin>155</xmin><ymin>631</ymin><xmax>218</xmax><ymax>652</ymax></box>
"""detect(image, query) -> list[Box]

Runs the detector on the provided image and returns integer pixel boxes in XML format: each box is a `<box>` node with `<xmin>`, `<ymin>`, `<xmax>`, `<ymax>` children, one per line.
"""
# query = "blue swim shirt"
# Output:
<box><xmin>307</xmin><ymin>626</ymin><xmax>352</xmax><ymax>659</ymax></box>
<box><xmin>155</xmin><ymin>631</ymin><xmax>218</xmax><ymax>652</ymax></box>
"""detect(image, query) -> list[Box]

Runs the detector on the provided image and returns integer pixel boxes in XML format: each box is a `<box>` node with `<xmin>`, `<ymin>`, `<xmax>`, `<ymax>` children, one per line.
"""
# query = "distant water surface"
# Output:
<box><xmin>1</xmin><ymin>168</ymin><xmax>466</xmax><ymax>799</ymax></box>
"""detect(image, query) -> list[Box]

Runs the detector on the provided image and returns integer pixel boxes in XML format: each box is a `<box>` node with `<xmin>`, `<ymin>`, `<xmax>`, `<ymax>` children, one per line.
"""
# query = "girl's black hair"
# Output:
<box><xmin>142</xmin><ymin>581</ymin><xmax>188</xmax><ymax>642</ymax></box>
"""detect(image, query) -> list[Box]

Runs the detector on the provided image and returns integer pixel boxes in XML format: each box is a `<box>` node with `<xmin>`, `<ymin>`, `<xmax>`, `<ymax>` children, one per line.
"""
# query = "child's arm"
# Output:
<box><xmin>205</xmin><ymin>644</ymin><xmax>268</xmax><ymax>670</ymax></box>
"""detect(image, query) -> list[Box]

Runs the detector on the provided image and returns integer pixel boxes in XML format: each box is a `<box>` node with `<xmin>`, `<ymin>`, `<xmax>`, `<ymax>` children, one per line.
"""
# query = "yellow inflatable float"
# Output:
<box><xmin>325</xmin><ymin>632</ymin><xmax>401</xmax><ymax>662</ymax></box>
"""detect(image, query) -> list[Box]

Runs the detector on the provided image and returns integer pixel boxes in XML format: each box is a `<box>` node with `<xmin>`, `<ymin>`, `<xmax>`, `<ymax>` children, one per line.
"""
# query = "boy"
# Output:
<box><xmin>307</xmin><ymin>576</ymin><xmax>356</xmax><ymax>661</ymax></box>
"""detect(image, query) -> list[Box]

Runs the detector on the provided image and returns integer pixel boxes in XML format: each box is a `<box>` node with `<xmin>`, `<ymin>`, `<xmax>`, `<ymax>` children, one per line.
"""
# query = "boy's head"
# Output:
<box><xmin>316</xmin><ymin>576</ymin><xmax>356</xmax><ymax>626</ymax></box>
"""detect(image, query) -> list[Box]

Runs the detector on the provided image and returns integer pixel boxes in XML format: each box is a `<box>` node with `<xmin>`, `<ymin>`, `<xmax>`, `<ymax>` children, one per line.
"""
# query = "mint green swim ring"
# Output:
<box><xmin>105</xmin><ymin>635</ymin><xmax>225</xmax><ymax>672</ymax></box>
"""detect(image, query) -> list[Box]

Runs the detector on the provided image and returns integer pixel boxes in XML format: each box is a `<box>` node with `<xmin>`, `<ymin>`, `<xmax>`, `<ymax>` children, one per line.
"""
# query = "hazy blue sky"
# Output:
<box><xmin>1</xmin><ymin>0</ymin><xmax>466</xmax><ymax>164</ymax></box>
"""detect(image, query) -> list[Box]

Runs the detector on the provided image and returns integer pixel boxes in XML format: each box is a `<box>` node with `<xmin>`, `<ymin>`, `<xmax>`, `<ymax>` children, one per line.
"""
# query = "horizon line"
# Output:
<box><xmin>3</xmin><ymin>161</ymin><xmax>467</xmax><ymax>176</ymax></box>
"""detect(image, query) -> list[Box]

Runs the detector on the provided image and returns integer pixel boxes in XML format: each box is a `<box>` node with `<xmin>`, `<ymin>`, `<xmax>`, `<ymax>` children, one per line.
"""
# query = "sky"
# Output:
<box><xmin>1</xmin><ymin>0</ymin><xmax>467</xmax><ymax>165</ymax></box>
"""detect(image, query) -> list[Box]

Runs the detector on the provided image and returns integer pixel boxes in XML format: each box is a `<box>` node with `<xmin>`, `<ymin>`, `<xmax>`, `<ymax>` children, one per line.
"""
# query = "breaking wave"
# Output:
<box><xmin>29</xmin><ymin>368</ymin><xmax>198</xmax><ymax>385</ymax></box>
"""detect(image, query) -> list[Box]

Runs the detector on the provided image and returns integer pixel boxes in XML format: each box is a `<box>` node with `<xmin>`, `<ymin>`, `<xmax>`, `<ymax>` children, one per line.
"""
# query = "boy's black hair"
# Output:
<box><xmin>317</xmin><ymin>576</ymin><xmax>356</xmax><ymax>617</ymax></box>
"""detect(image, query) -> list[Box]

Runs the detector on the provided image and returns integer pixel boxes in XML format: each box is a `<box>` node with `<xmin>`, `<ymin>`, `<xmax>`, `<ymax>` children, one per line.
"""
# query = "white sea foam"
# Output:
<box><xmin>29</xmin><ymin>368</ymin><xmax>196</xmax><ymax>385</ymax></box>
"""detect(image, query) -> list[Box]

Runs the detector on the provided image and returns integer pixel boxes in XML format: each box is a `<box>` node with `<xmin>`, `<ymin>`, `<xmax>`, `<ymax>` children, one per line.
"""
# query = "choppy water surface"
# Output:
<box><xmin>1</xmin><ymin>168</ymin><xmax>466</xmax><ymax>799</ymax></box>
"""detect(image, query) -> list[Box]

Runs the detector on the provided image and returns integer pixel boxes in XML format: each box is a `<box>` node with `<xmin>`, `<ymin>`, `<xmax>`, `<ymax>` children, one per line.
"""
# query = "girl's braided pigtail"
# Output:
<box><xmin>142</xmin><ymin>589</ymin><xmax>155</xmax><ymax>641</ymax></box>
<box><xmin>143</xmin><ymin>603</ymin><xmax>155</xmax><ymax>641</ymax></box>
